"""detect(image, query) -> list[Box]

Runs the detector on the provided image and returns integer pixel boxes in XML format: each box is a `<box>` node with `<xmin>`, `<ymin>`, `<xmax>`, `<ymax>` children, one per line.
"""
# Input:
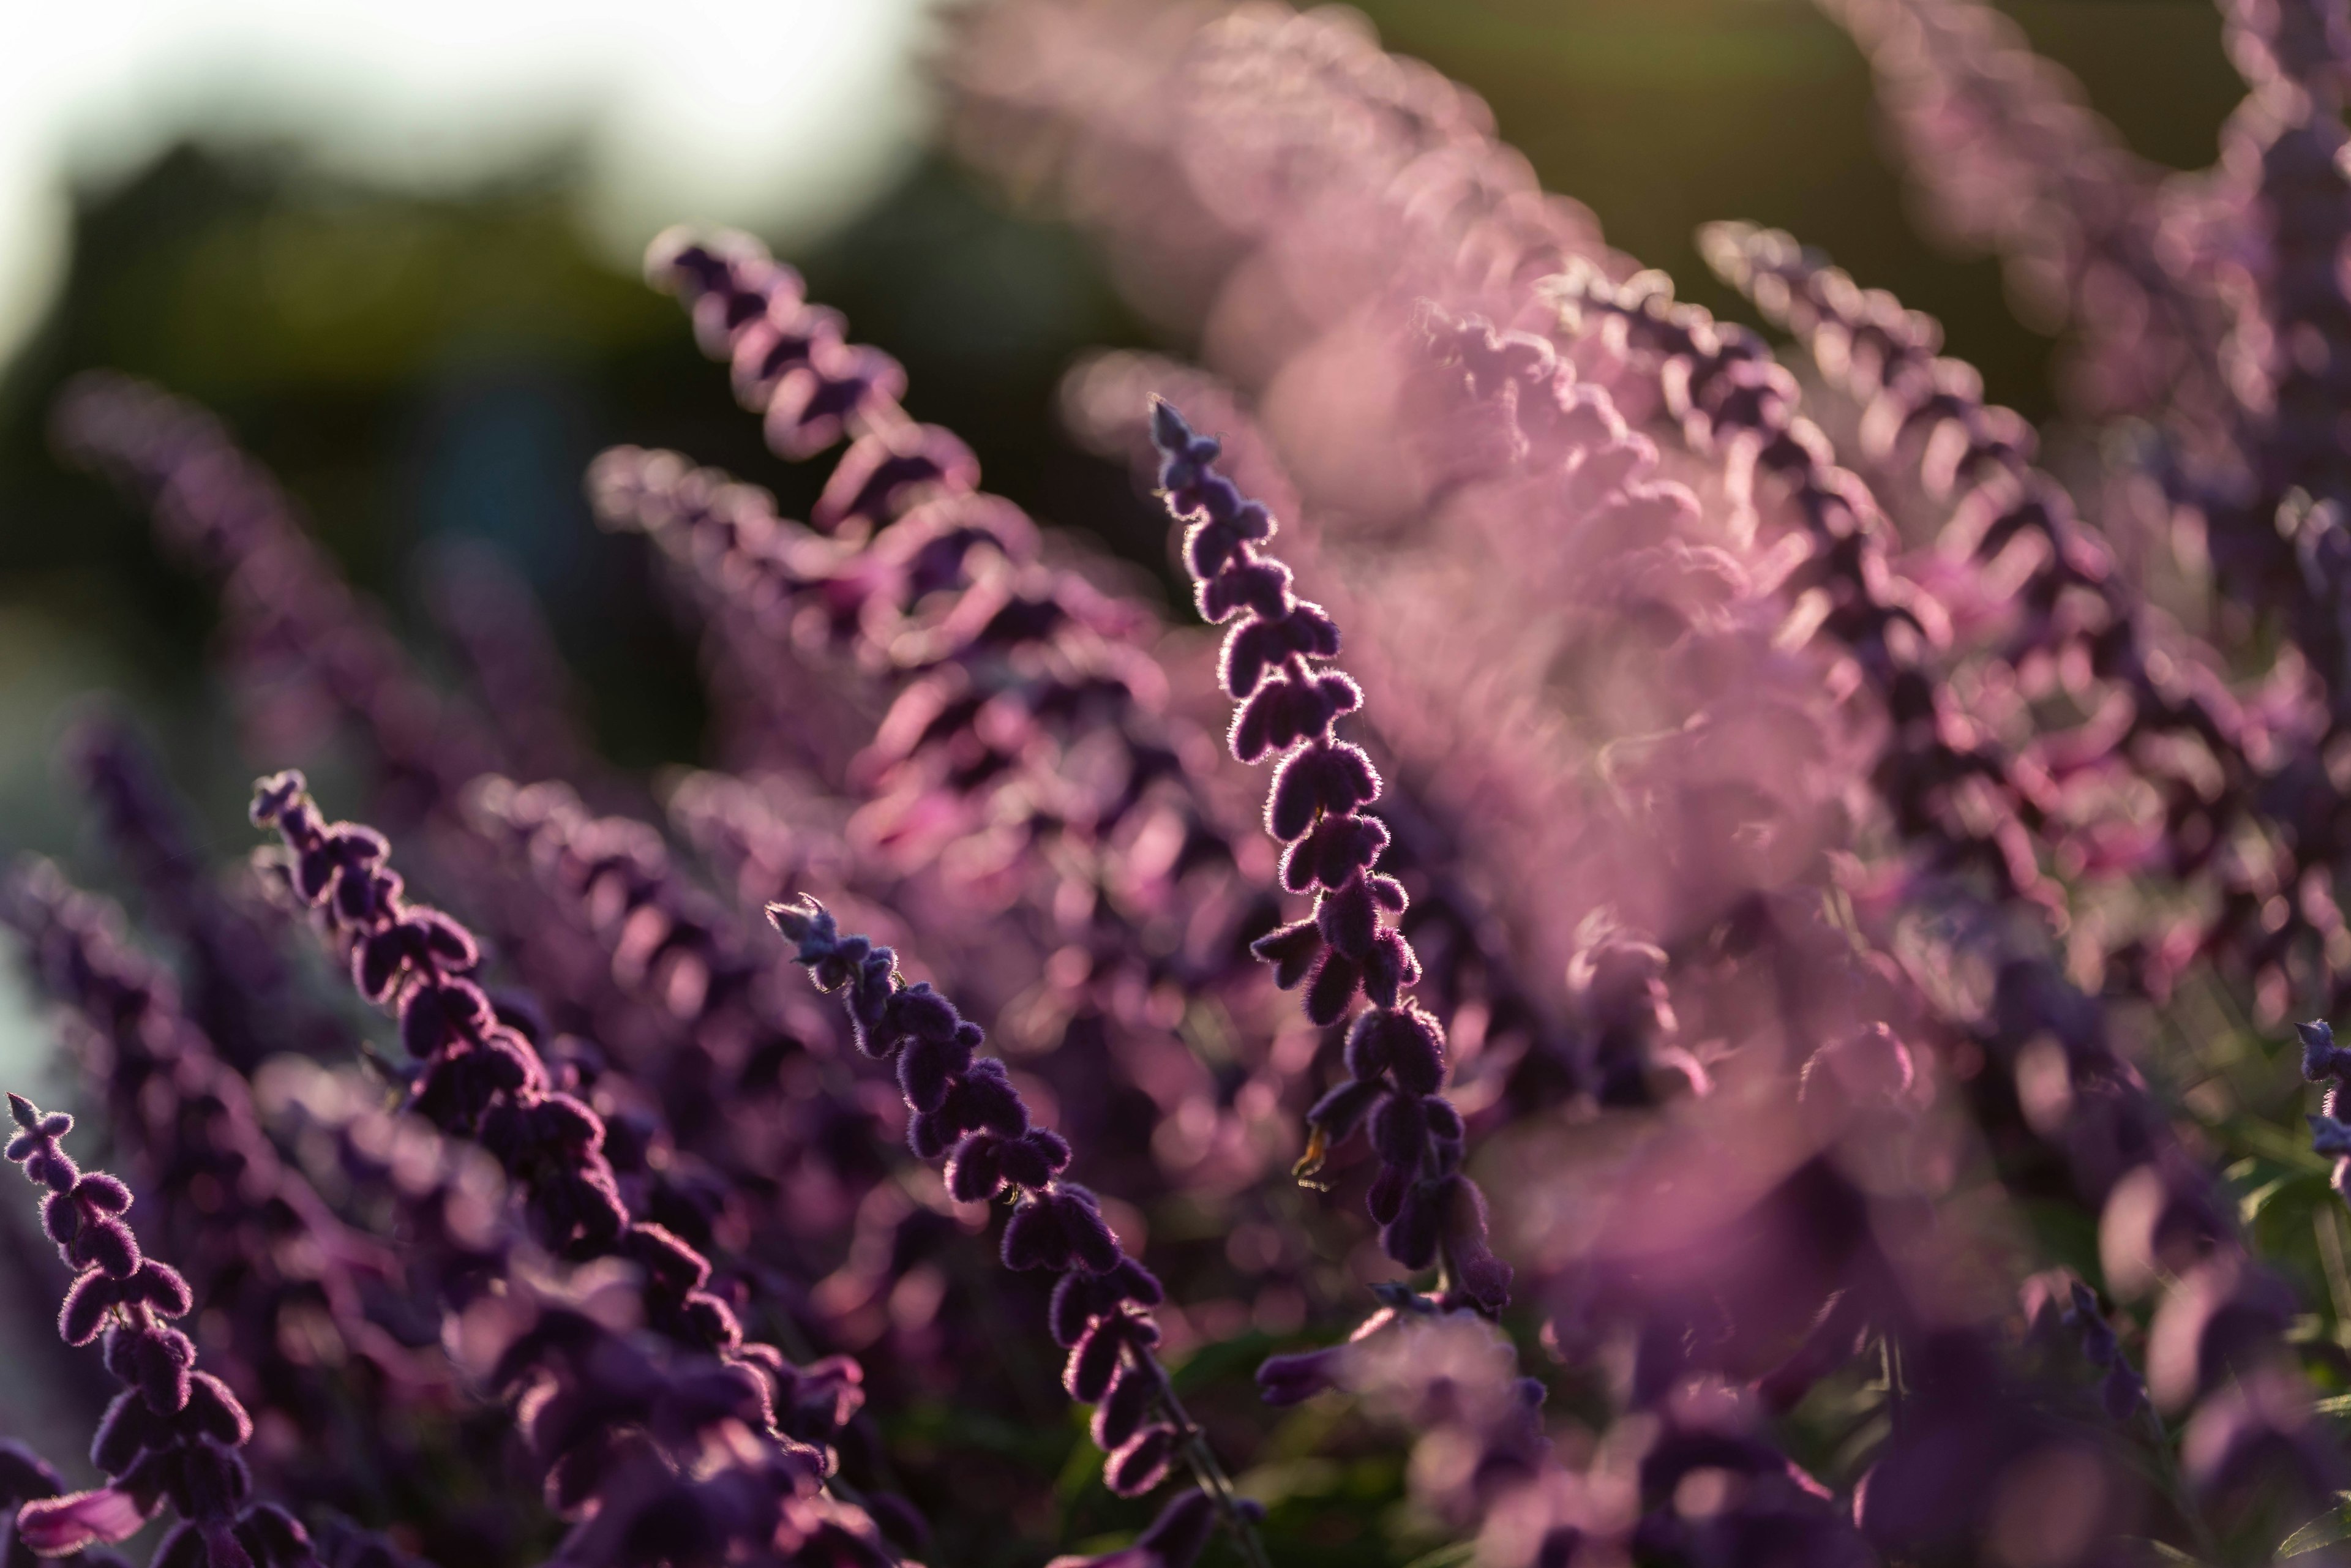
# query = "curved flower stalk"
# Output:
<box><xmin>50</xmin><ymin>376</ymin><xmax>498</xmax><ymax>823</ymax></box>
<box><xmin>463</xmin><ymin>775</ymin><xmax>818</xmax><ymax>1155</ymax></box>
<box><xmin>246</xmin><ymin>772</ymin><xmax>916</xmax><ymax>1560</ymax></box>
<box><xmin>1543</xmin><ymin>258</ymin><xmax>2342</xmax><ymax>1527</ymax></box>
<box><xmin>7</xmin><ymin>1092</ymin><xmax>325</xmax><ymax>1568</ymax></box>
<box><xmin>66</xmin><ymin>714</ymin><xmax>323</xmax><ymax>1070</ymax></box>
<box><xmin>765</xmin><ymin>896</ymin><xmax>1271</xmax><ymax>1567</ymax></box>
<box><xmin>0</xmin><ymin>863</ymin><xmax>481</xmax><ymax>1511</ymax></box>
<box><xmin>621</xmin><ymin>232</ymin><xmax>1253</xmax><ymax>901</ymax></box>
<box><xmin>1698</xmin><ymin>223</ymin><xmax>2314</xmax><ymax>1007</ymax></box>
<box><xmin>1152</xmin><ymin>402</ymin><xmax>1514</xmax><ymax>1319</ymax></box>
<box><xmin>1548</xmin><ymin>263</ymin><xmax>2065</xmax><ymax>917</ymax></box>
<box><xmin>1809</xmin><ymin>0</ymin><xmax>2231</xmax><ymax>427</ymax></box>
<box><xmin>461</xmin><ymin>776</ymin><xmax>928</xmax><ymax>1319</ymax></box>
<box><xmin>1062</xmin><ymin>354</ymin><xmax>1594</xmax><ymax>1110</ymax></box>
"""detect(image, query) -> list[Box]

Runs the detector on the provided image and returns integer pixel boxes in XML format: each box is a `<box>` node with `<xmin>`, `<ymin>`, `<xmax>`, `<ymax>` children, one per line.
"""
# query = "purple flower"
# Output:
<box><xmin>1152</xmin><ymin>400</ymin><xmax>1509</xmax><ymax>1316</ymax></box>
<box><xmin>7</xmin><ymin>1091</ymin><xmax>324</xmax><ymax>1568</ymax></box>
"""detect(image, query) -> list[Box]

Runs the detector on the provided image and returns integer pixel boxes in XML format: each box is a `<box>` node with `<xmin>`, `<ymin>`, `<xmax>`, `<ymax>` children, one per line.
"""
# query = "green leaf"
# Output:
<box><xmin>2278</xmin><ymin>1493</ymin><xmax>2351</xmax><ymax>1558</ymax></box>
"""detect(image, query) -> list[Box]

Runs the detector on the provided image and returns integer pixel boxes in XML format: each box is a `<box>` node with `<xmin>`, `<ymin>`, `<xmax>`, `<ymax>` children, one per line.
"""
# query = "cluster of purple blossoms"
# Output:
<box><xmin>7</xmin><ymin>1094</ymin><xmax>319</xmax><ymax>1568</ymax></box>
<box><xmin>1153</xmin><ymin>402</ymin><xmax>1511</xmax><ymax>1320</ymax></box>
<box><xmin>20</xmin><ymin>2</ymin><xmax>2351</xmax><ymax>1564</ymax></box>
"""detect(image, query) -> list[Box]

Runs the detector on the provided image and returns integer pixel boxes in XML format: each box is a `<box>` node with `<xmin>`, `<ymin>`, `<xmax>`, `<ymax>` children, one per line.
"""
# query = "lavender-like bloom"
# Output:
<box><xmin>610</xmin><ymin>233</ymin><xmax>1243</xmax><ymax>883</ymax></box>
<box><xmin>1698</xmin><ymin>223</ymin><xmax>2299</xmax><ymax>1003</ymax></box>
<box><xmin>246</xmin><ymin>772</ymin><xmax>911</xmax><ymax>1559</ymax></box>
<box><xmin>1</xmin><ymin>861</ymin><xmax>447</xmax><ymax>1517</ymax></box>
<box><xmin>1151</xmin><ymin>402</ymin><xmax>1512</xmax><ymax>1318</ymax></box>
<box><xmin>1548</xmin><ymin>241</ymin><xmax>2342</xmax><ymax>1529</ymax></box>
<box><xmin>6</xmin><ymin>1093</ymin><xmax>323</xmax><ymax>1568</ymax></box>
<box><xmin>765</xmin><ymin>896</ymin><xmax>1270</xmax><ymax>1564</ymax></box>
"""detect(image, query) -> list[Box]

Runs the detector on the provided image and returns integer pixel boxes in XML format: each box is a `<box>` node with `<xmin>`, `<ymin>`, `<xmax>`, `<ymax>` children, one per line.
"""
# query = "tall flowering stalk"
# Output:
<box><xmin>0</xmin><ymin>861</ymin><xmax>460</xmax><ymax>1533</ymax></box>
<box><xmin>1542</xmin><ymin>242</ymin><xmax>2340</xmax><ymax>1521</ymax></box>
<box><xmin>765</xmin><ymin>896</ymin><xmax>1269</xmax><ymax>1567</ymax></box>
<box><xmin>1699</xmin><ymin>221</ymin><xmax>2325</xmax><ymax>1013</ymax></box>
<box><xmin>1150</xmin><ymin>402</ymin><xmax>1513</xmax><ymax>1318</ymax></box>
<box><xmin>245</xmin><ymin>771</ymin><xmax>912</xmax><ymax>1562</ymax></box>
<box><xmin>6</xmin><ymin>1093</ymin><xmax>323</xmax><ymax>1568</ymax></box>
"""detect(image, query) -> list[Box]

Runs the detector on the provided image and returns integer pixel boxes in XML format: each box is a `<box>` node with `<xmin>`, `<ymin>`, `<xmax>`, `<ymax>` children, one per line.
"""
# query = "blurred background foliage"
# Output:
<box><xmin>0</xmin><ymin>0</ymin><xmax>2244</xmax><ymax>875</ymax></box>
<box><xmin>0</xmin><ymin>1</ymin><xmax>2259</xmax><ymax>1558</ymax></box>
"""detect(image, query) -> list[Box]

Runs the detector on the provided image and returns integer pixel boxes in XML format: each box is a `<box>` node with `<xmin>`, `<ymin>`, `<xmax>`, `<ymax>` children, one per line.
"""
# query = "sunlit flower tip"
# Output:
<box><xmin>2301</xmin><ymin>1019</ymin><xmax>2351</xmax><ymax>1081</ymax></box>
<box><xmin>2309</xmin><ymin>1113</ymin><xmax>2351</xmax><ymax>1158</ymax></box>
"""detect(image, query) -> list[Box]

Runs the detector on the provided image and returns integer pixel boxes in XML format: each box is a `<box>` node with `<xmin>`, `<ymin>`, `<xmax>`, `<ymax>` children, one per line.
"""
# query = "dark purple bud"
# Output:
<box><xmin>1057</xmin><ymin>1188</ymin><xmax>1125</xmax><ymax>1275</ymax></box>
<box><xmin>1303</xmin><ymin>951</ymin><xmax>1362</xmax><ymax>1026</ymax></box>
<box><xmin>1362</xmin><ymin>929</ymin><xmax>1419</xmax><ymax>1010</ymax></box>
<box><xmin>1367</xmin><ymin>1163</ymin><xmax>1413</xmax><ymax>1227</ymax></box>
<box><xmin>1281</xmin><ymin>814</ymin><xmax>1389</xmax><ymax>894</ymax></box>
<box><xmin>898</xmin><ymin>1031</ymin><xmax>974</xmax><ymax>1115</ymax></box>
<box><xmin>74</xmin><ymin>1173</ymin><xmax>130</xmax><ymax>1212</ymax></box>
<box><xmin>888</xmin><ymin>984</ymin><xmax>961</xmax><ymax>1043</ymax></box>
<box><xmin>1355</xmin><ymin>1005</ymin><xmax>1444</xmax><ymax>1095</ymax></box>
<box><xmin>90</xmin><ymin>1391</ymin><xmax>158</xmax><ymax>1472</ymax></box>
<box><xmin>42</xmin><ymin>1191</ymin><xmax>77</xmax><ymax>1245</ymax></box>
<box><xmin>1131</xmin><ymin>1488</ymin><xmax>1218</xmax><ymax>1568</ymax></box>
<box><xmin>59</xmin><ymin>1270</ymin><xmax>119</xmax><ymax>1346</ymax></box>
<box><xmin>1370</xmin><ymin>1093</ymin><xmax>1430</xmax><ymax>1169</ymax></box>
<box><xmin>1306</xmin><ymin>1078</ymin><xmax>1384</xmax><ymax>1145</ymax></box>
<box><xmin>1002</xmin><ymin>1198</ymin><xmax>1073</xmax><ymax>1272</ymax></box>
<box><xmin>182</xmin><ymin>1373</ymin><xmax>253</xmax><ymax>1447</ymax></box>
<box><xmin>1382</xmin><ymin>1180</ymin><xmax>1441</xmax><ymax>1270</ymax></box>
<box><xmin>132</xmin><ymin>1329</ymin><xmax>195</xmax><ymax>1412</ymax></box>
<box><xmin>947</xmin><ymin>1135</ymin><xmax>1007</xmax><ymax>1202</ymax></box>
<box><xmin>1104</xmin><ymin>1425</ymin><xmax>1176</xmax><ymax>1498</ymax></box>
<box><xmin>1222</xmin><ymin>618</ymin><xmax>1292</xmax><ymax>702</ymax></box>
<box><xmin>399</xmin><ymin>980</ymin><xmax>493</xmax><ymax>1061</ymax></box>
<box><xmin>77</xmin><ymin>1217</ymin><xmax>140</xmax><ymax>1279</ymax></box>
<box><xmin>1092</xmin><ymin>1365</ymin><xmax>1157</xmax><ymax>1450</ymax></box>
<box><xmin>999</xmin><ymin>1129</ymin><xmax>1072</xmax><ymax>1190</ymax></box>
<box><xmin>2301</xmin><ymin>1020</ymin><xmax>2350</xmax><ymax>1081</ymax></box>
<box><xmin>1315</xmin><ymin>876</ymin><xmax>1378</xmax><ymax>959</ymax></box>
<box><xmin>1250</xmin><ymin>920</ymin><xmax>1324</xmax><ymax>989</ymax></box>
<box><xmin>130</xmin><ymin>1259</ymin><xmax>193</xmax><ymax>1317</ymax></box>
<box><xmin>1065</xmin><ymin>1318</ymin><xmax>1127</xmax><ymax>1403</ymax></box>
<box><xmin>1256</xmin><ymin>1346</ymin><xmax>1346</xmax><ymax>1406</ymax></box>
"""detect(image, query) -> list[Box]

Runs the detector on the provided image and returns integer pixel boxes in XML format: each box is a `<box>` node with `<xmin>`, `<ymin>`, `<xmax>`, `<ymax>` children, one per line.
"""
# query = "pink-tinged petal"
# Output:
<box><xmin>15</xmin><ymin>1485</ymin><xmax>155</xmax><ymax>1554</ymax></box>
